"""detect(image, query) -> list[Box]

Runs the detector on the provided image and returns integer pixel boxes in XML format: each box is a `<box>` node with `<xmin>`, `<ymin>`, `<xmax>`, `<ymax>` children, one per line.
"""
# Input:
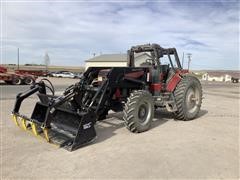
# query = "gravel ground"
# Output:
<box><xmin>0</xmin><ymin>79</ymin><xmax>239</xmax><ymax>179</ymax></box>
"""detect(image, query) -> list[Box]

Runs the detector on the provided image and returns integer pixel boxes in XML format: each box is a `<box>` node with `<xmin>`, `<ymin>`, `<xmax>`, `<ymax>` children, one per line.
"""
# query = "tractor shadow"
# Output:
<box><xmin>151</xmin><ymin>109</ymin><xmax>173</xmax><ymax>129</ymax></box>
<box><xmin>197</xmin><ymin>109</ymin><xmax>208</xmax><ymax>118</ymax></box>
<box><xmin>93</xmin><ymin>109</ymin><xmax>208</xmax><ymax>145</ymax></box>
<box><xmin>93</xmin><ymin>109</ymin><xmax>177</xmax><ymax>145</ymax></box>
<box><xmin>93</xmin><ymin>112</ymin><xmax>125</xmax><ymax>144</ymax></box>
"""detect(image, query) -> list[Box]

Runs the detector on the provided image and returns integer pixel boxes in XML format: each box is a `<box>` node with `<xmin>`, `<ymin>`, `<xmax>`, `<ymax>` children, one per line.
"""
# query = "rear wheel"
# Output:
<box><xmin>24</xmin><ymin>77</ymin><xmax>35</xmax><ymax>85</ymax></box>
<box><xmin>12</xmin><ymin>77</ymin><xmax>22</xmax><ymax>85</ymax></box>
<box><xmin>173</xmin><ymin>75</ymin><xmax>202</xmax><ymax>120</ymax></box>
<box><xmin>123</xmin><ymin>90</ymin><xmax>154</xmax><ymax>133</ymax></box>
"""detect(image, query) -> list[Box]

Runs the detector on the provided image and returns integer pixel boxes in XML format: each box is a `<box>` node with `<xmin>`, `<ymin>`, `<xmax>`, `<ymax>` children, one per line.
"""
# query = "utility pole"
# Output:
<box><xmin>187</xmin><ymin>53</ymin><xmax>192</xmax><ymax>71</ymax></box>
<box><xmin>17</xmin><ymin>48</ymin><xmax>20</xmax><ymax>70</ymax></box>
<box><xmin>182</xmin><ymin>52</ymin><xmax>184</xmax><ymax>68</ymax></box>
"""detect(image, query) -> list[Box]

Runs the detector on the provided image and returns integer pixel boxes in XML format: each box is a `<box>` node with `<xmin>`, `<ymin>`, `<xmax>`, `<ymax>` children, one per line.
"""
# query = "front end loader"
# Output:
<box><xmin>12</xmin><ymin>43</ymin><xmax>202</xmax><ymax>151</ymax></box>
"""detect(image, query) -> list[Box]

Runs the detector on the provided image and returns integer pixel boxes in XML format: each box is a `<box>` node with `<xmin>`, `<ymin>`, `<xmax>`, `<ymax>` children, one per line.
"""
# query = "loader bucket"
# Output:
<box><xmin>13</xmin><ymin>101</ymin><xmax>97</xmax><ymax>151</ymax></box>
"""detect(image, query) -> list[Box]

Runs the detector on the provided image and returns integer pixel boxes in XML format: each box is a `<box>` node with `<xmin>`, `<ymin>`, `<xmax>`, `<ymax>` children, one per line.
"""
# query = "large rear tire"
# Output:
<box><xmin>173</xmin><ymin>75</ymin><xmax>202</xmax><ymax>120</ymax></box>
<box><xmin>123</xmin><ymin>90</ymin><xmax>154</xmax><ymax>133</ymax></box>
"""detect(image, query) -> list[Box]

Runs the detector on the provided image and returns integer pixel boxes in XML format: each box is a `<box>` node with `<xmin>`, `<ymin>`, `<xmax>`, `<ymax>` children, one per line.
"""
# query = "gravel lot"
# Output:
<box><xmin>0</xmin><ymin>78</ymin><xmax>239</xmax><ymax>179</ymax></box>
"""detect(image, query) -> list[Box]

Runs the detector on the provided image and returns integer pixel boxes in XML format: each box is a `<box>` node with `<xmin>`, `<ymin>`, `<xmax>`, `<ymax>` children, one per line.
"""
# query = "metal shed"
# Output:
<box><xmin>85</xmin><ymin>53</ymin><xmax>151</xmax><ymax>69</ymax></box>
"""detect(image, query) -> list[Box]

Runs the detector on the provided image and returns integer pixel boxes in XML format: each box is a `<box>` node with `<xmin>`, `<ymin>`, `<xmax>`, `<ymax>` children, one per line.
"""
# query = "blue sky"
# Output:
<box><xmin>1</xmin><ymin>0</ymin><xmax>239</xmax><ymax>70</ymax></box>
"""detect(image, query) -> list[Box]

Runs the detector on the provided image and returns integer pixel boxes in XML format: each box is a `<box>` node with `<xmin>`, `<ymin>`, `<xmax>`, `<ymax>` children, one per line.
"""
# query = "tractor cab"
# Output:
<box><xmin>127</xmin><ymin>44</ymin><xmax>186</xmax><ymax>95</ymax></box>
<box><xmin>128</xmin><ymin>43</ymin><xmax>183</xmax><ymax>82</ymax></box>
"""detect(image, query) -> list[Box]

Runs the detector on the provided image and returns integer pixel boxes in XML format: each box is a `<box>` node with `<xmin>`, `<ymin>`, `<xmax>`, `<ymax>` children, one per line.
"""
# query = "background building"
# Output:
<box><xmin>202</xmin><ymin>71</ymin><xmax>240</xmax><ymax>82</ymax></box>
<box><xmin>85</xmin><ymin>53</ymin><xmax>151</xmax><ymax>69</ymax></box>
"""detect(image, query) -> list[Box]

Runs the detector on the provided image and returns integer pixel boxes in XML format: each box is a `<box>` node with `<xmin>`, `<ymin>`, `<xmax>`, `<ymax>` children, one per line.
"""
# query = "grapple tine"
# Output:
<box><xmin>31</xmin><ymin>122</ymin><xmax>38</xmax><ymax>136</ymax></box>
<box><xmin>20</xmin><ymin>117</ymin><xmax>27</xmax><ymax>130</ymax></box>
<box><xmin>43</xmin><ymin>128</ymin><xmax>50</xmax><ymax>142</ymax></box>
<box><xmin>12</xmin><ymin>114</ymin><xmax>19</xmax><ymax>127</ymax></box>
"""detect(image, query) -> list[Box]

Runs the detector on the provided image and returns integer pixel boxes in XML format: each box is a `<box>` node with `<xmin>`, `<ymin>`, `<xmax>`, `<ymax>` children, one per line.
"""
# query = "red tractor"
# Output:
<box><xmin>12</xmin><ymin>44</ymin><xmax>202</xmax><ymax>151</ymax></box>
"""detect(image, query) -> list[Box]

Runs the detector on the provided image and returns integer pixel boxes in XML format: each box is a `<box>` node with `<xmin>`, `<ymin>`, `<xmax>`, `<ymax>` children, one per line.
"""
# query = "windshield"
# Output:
<box><xmin>133</xmin><ymin>52</ymin><xmax>154</xmax><ymax>67</ymax></box>
<box><xmin>133</xmin><ymin>52</ymin><xmax>179</xmax><ymax>69</ymax></box>
<box><xmin>161</xmin><ymin>54</ymin><xmax>178</xmax><ymax>68</ymax></box>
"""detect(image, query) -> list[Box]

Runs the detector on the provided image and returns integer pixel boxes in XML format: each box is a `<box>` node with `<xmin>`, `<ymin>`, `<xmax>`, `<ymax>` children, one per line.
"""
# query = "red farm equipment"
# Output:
<box><xmin>0</xmin><ymin>66</ymin><xmax>37</xmax><ymax>85</ymax></box>
<box><xmin>12</xmin><ymin>44</ymin><xmax>202</xmax><ymax>151</ymax></box>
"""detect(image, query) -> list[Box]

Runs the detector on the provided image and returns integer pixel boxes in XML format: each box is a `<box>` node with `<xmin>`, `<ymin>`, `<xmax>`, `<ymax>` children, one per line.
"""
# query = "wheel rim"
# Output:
<box><xmin>185</xmin><ymin>86</ymin><xmax>200</xmax><ymax>113</ymax></box>
<box><xmin>14</xmin><ymin>78</ymin><xmax>21</xmax><ymax>84</ymax></box>
<box><xmin>25</xmin><ymin>78</ymin><xmax>33</xmax><ymax>85</ymax></box>
<box><xmin>138</xmin><ymin>101</ymin><xmax>151</xmax><ymax>124</ymax></box>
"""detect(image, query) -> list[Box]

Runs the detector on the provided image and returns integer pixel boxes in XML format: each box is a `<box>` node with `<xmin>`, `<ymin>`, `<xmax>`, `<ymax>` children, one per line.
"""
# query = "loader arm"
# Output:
<box><xmin>13</xmin><ymin>81</ymin><xmax>46</xmax><ymax>113</ymax></box>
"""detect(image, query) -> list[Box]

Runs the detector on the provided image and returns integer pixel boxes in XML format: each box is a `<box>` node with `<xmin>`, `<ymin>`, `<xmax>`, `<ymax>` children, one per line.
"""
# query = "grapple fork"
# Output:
<box><xmin>12</xmin><ymin>79</ymin><xmax>97</xmax><ymax>151</ymax></box>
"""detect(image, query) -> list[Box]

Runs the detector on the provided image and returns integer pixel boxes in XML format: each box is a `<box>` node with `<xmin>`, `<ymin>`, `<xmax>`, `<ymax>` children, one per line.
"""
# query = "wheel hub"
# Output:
<box><xmin>186</xmin><ymin>87</ymin><xmax>199</xmax><ymax>113</ymax></box>
<box><xmin>138</xmin><ymin>104</ymin><xmax>148</xmax><ymax>123</ymax></box>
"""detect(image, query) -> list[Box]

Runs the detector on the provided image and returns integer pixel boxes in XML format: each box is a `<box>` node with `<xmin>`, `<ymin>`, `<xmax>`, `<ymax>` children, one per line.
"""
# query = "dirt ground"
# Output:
<box><xmin>0</xmin><ymin>79</ymin><xmax>239</xmax><ymax>179</ymax></box>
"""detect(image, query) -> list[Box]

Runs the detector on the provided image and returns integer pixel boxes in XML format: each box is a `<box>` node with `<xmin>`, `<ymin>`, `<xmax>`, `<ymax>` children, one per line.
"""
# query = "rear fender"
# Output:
<box><xmin>166</xmin><ymin>73</ymin><xmax>181</xmax><ymax>92</ymax></box>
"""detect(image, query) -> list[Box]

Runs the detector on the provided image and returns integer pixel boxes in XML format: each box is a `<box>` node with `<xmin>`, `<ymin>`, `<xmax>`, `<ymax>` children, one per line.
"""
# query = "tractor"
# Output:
<box><xmin>12</xmin><ymin>43</ymin><xmax>202</xmax><ymax>151</ymax></box>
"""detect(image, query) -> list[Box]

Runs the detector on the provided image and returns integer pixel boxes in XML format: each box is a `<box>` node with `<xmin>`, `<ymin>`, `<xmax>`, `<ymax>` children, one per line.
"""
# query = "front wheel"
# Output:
<box><xmin>123</xmin><ymin>90</ymin><xmax>154</xmax><ymax>133</ymax></box>
<box><xmin>173</xmin><ymin>75</ymin><xmax>202</xmax><ymax>120</ymax></box>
